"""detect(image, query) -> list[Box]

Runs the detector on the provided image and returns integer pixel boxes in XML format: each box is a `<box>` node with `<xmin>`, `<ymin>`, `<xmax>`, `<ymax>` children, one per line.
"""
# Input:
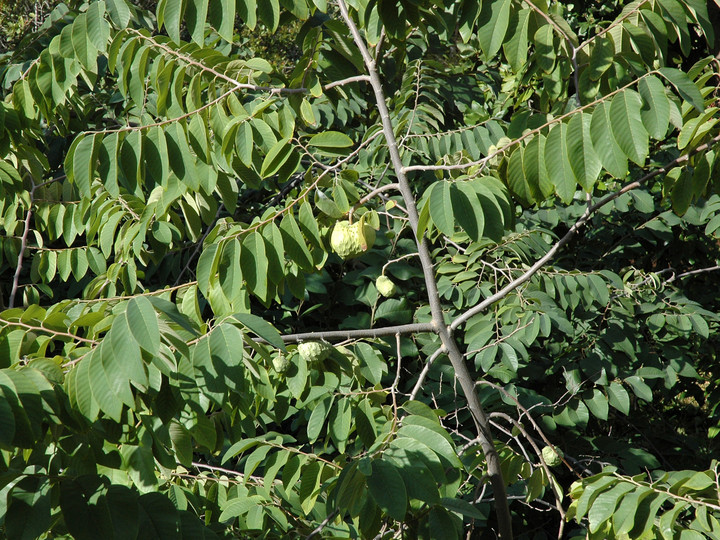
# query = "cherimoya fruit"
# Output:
<box><xmin>272</xmin><ymin>354</ymin><xmax>290</xmax><ymax>373</ymax></box>
<box><xmin>297</xmin><ymin>341</ymin><xmax>332</xmax><ymax>364</ymax></box>
<box><xmin>541</xmin><ymin>445</ymin><xmax>564</xmax><ymax>467</ymax></box>
<box><xmin>376</xmin><ymin>275</ymin><xmax>397</xmax><ymax>297</ymax></box>
<box><xmin>330</xmin><ymin>220</ymin><xmax>375</xmax><ymax>260</ymax></box>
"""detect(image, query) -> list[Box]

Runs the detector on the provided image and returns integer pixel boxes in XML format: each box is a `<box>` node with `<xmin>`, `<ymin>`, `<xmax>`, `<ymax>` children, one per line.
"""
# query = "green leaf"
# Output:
<box><xmin>69</xmin><ymin>134</ymin><xmax>101</xmax><ymax>198</ymax></box>
<box><xmin>261</xmin><ymin>137</ymin><xmax>293</xmax><ymax>178</ymax></box>
<box><xmin>440</xmin><ymin>497</ymin><xmax>485</xmax><ymax>519</ymax></box>
<box><xmin>97</xmin><ymin>132</ymin><xmax>120</xmax><ymax>197</ymax></box>
<box><xmin>638</xmin><ymin>75</ymin><xmax>671</xmax><ymax>139</ymax></box>
<box><xmin>279</xmin><ymin>213</ymin><xmax>313</xmax><ymax>271</ymax></box>
<box><xmin>584</xmin><ymin>389</ymin><xmax>609</xmax><ymax>420</ymax></box>
<box><xmin>241</xmin><ymin>231</ymin><xmax>269</xmax><ymax>301</ymax></box>
<box><xmin>162</xmin><ymin>0</ymin><xmax>185</xmax><ymax>43</ymax></box>
<box><xmin>607</xmin><ymin>382</ymin><xmax>630</xmax><ymax>415</ymax></box>
<box><xmin>299</xmin><ymin>460</ymin><xmax>322</xmax><ymax>514</ymax></box>
<box><xmin>590</xmin><ymin>101</ymin><xmax>628</xmax><ymax>178</ymax></box>
<box><xmin>5</xmin><ymin>476</ymin><xmax>52</xmax><ymax>540</ymax></box>
<box><xmin>308</xmin><ymin>131</ymin><xmax>353</xmax><ymax>148</ymax></box>
<box><xmin>106</xmin><ymin>0</ymin><xmax>132</xmax><ymax>27</ymax></box>
<box><xmin>429</xmin><ymin>506</ymin><xmax>459</xmax><ymax>540</ymax></box>
<box><xmin>658</xmin><ymin>67</ymin><xmax>705</xmax><ymax>113</ymax></box>
<box><xmin>453</xmin><ymin>182</ymin><xmax>485</xmax><ymax>241</ymax></box>
<box><xmin>545</xmin><ymin>123</ymin><xmax>575</xmax><ymax>203</ymax></box>
<box><xmin>257</xmin><ymin>0</ymin><xmax>280</xmax><ymax>32</ymax></box>
<box><xmin>0</xmin><ymin>387</ymin><xmax>16</xmax><ymax>445</ymax></box>
<box><xmin>429</xmin><ymin>181</ymin><xmax>454</xmax><ymax>236</ymax></box>
<box><xmin>86</xmin><ymin>1</ymin><xmax>110</xmax><ymax>52</ymax></box>
<box><xmin>60</xmin><ymin>477</ymin><xmax>115</xmax><ymax>540</ymax></box>
<box><xmin>235</xmin><ymin>121</ymin><xmax>254</xmax><ymax>167</ymax></box>
<box><xmin>137</xmin><ymin>492</ymin><xmax>181</xmax><ymax>539</ymax></box>
<box><xmin>610</xmin><ymin>90</ymin><xmax>648</xmax><ymax>166</ymax></box>
<box><xmin>367</xmin><ymin>460</ymin><xmax>407</xmax><ymax>521</ymax></box>
<box><xmin>219</xmin><ymin>495</ymin><xmax>266</xmax><ymax>521</ymax></box>
<box><xmin>397</xmin><ymin>423</ymin><xmax>462</xmax><ymax>468</ymax></box>
<box><xmin>233</xmin><ymin>313</ymin><xmax>286</xmax><ymax>351</ymax></box>
<box><xmin>588</xmin><ymin>482</ymin><xmax>636</xmax><ymax>533</ymax></box>
<box><xmin>329</xmin><ymin>398</ymin><xmax>352</xmax><ymax>452</ymax></box>
<box><xmin>477</xmin><ymin>0</ymin><xmax>512</xmax><ymax>59</ymax></box>
<box><xmin>89</xmin><ymin>350</ymin><xmax>124</xmax><ymax>422</ymax></box>
<box><xmin>307</xmin><ymin>395</ymin><xmax>334</xmax><ymax>442</ymax></box>
<box><xmin>145</xmin><ymin>126</ymin><xmax>170</xmax><ymax>187</ymax></box>
<box><xmin>503</xmin><ymin>8</ymin><xmax>530</xmax><ymax>71</ymax></box>
<box><xmin>238</xmin><ymin>0</ymin><xmax>257</xmax><ymax>29</ymax></box>
<box><xmin>126</xmin><ymin>296</ymin><xmax>160</xmax><ymax>355</ymax></box>
<box><xmin>587</xmin><ymin>35</ymin><xmax>614</xmax><ymax>80</ymax></box>
<box><xmin>566</xmin><ymin>112</ymin><xmax>601</xmax><ymax>192</ymax></box>
<box><xmin>185</xmin><ymin>0</ymin><xmax>209</xmax><ymax>43</ymax></box>
<box><xmin>72</xmin><ymin>13</ymin><xmax>98</xmax><ymax>72</ymax></box>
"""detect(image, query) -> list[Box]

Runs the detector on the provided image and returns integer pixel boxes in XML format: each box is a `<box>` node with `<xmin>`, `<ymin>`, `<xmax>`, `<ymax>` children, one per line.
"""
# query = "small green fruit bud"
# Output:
<box><xmin>541</xmin><ymin>445</ymin><xmax>564</xmax><ymax>467</ymax></box>
<box><xmin>376</xmin><ymin>275</ymin><xmax>397</xmax><ymax>297</ymax></box>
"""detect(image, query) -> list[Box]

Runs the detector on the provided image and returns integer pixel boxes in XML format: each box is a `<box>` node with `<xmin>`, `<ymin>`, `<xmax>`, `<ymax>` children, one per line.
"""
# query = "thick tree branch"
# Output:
<box><xmin>335</xmin><ymin>2</ymin><xmax>513</xmax><ymax>537</ymax></box>
<box><xmin>279</xmin><ymin>323</ymin><xmax>435</xmax><ymax>343</ymax></box>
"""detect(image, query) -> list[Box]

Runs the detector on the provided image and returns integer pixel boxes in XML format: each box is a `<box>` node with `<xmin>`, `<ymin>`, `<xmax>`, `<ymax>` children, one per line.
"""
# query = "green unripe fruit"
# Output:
<box><xmin>330</xmin><ymin>220</ymin><xmax>375</xmax><ymax>260</ymax></box>
<box><xmin>542</xmin><ymin>445</ymin><xmax>564</xmax><ymax>467</ymax></box>
<box><xmin>297</xmin><ymin>341</ymin><xmax>332</xmax><ymax>364</ymax></box>
<box><xmin>272</xmin><ymin>354</ymin><xmax>290</xmax><ymax>373</ymax></box>
<box><xmin>376</xmin><ymin>275</ymin><xmax>397</xmax><ymax>297</ymax></box>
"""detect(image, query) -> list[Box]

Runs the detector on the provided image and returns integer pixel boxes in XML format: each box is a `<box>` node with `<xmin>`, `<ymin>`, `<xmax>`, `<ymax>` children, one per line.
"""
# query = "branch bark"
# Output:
<box><xmin>278</xmin><ymin>322</ymin><xmax>435</xmax><ymax>343</ymax></box>
<box><xmin>335</xmin><ymin>2</ymin><xmax>513</xmax><ymax>537</ymax></box>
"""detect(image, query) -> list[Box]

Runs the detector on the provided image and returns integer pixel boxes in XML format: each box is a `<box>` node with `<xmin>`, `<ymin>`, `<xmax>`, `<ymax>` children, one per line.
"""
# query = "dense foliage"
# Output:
<box><xmin>1</xmin><ymin>0</ymin><xmax>720</xmax><ymax>538</ymax></box>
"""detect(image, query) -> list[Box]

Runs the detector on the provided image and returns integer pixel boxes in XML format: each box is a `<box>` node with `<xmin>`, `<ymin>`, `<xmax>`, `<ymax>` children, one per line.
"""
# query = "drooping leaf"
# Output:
<box><xmin>609</xmin><ymin>90</ymin><xmax>648</xmax><ymax>166</ymax></box>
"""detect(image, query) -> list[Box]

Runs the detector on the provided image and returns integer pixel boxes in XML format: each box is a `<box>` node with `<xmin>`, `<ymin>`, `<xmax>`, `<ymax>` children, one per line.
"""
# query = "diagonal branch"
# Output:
<box><xmin>335</xmin><ymin>1</ymin><xmax>513</xmax><ymax>537</ymax></box>
<box><xmin>451</xmin><ymin>132</ymin><xmax>720</xmax><ymax>332</ymax></box>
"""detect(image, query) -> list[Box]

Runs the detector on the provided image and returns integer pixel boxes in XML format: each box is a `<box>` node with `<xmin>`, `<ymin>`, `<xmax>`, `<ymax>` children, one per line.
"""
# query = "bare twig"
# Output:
<box><xmin>490</xmin><ymin>411</ymin><xmax>566</xmax><ymax>538</ymax></box>
<box><xmin>665</xmin><ymin>265</ymin><xmax>720</xmax><ymax>283</ymax></box>
<box><xmin>409</xmin><ymin>346</ymin><xmax>446</xmax><ymax>401</ymax></box>
<box><xmin>324</xmin><ymin>74</ymin><xmax>371</xmax><ymax>90</ymax></box>
<box><xmin>0</xmin><ymin>316</ymin><xmax>99</xmax><ymax>345</ymax></box>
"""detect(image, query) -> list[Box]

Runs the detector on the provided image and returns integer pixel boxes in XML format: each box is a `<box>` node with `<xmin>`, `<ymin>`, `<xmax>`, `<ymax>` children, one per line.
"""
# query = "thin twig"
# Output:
<box><xmin>665</xmin><ymin>265</ymin><xmax>720</xmax><ymax>283</ymax></box>
<box><xmin>490</xmin><ymin>411</ymin><xmax>567</xmax><ymax>538</ymax></box>
<box><xmin>0</xmin><ymin>317</ymin><xmax>99</xmax><ymax>345</ymax></box>
<box><xmin>409</xmin><ymin>346</ymin><xmax>446</xmax><ymax>401</ymax></box>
